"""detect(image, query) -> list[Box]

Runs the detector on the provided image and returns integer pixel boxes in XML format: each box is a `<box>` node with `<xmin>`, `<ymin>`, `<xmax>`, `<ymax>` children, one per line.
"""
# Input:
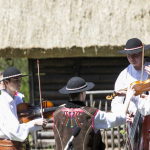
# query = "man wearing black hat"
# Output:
<box><xmin>111</xmin><ymin>38</ymin><xmax>150</xmax><ymax>149</ymax></box>
<box><xmin>111</xmin><ymin>38</ymin><xmax>150</xmax><ymax>114</ymax></box>
<box><xmin>53</xmin><ymin>77</ymin><xmax>126</xmax><ymax>150</ymax></box>
<box><xmin>0</xmin><ymin>67</ymin><xmax>47</xmax><ymax>149</ymax></box>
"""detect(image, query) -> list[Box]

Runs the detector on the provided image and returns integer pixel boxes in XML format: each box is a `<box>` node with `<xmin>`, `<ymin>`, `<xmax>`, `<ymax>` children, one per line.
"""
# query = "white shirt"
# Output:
<box><xmin>15</xmin><ymin>92</ymin><xmax>24</xmax><ymax>106</ymax></box>
<box><xmin>131</xmin><ymin>95</ymin><xmax>150</xmax><ymax>116</ymax></box>
<box><xmin>0</xmin><ymin>90</ymin><xmax>42</xmax><ymax>142</ymax></box>
<box><xmin>111</xmin><ymin>62</ymin><xmax>150</xmax><ymax>114</ymax></box>
<box><xmin>93</xmin><ymin>110</ymin><xmax>126</xmax><ymax>132</ymax></box>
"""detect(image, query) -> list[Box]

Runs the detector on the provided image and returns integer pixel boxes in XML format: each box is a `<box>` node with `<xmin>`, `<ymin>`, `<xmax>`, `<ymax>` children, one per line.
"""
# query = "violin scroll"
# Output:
<box><xmin>106</xmin><ymin>88</ymin><xmax>127</xmax><ymax>100</ymax></box>
<box><xmin>106</xmin><ymin>93</ymin><xmax>117</xmax><ymax>100</ymax></box>
<box><xmin>106</xmin><ymin>78</ymin><xmax>150</xmax><ymax>100</ymax></box>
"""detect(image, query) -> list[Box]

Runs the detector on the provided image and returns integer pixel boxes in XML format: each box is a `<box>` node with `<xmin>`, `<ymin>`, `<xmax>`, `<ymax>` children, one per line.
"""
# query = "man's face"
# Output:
<box><xmin>127</xmin><ymin>52</ymin><xmax>142</xmax><ymax>69</ymax></box>
<box><xmin>5</xmin><ymin>76</ymin><xmax>22</xmax><ymax>92</ymax></box>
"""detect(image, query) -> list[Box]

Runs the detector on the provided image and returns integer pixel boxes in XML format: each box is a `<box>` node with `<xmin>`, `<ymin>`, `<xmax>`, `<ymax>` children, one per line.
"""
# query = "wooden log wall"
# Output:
<box><xmin>29</xmin><ymin>57</ymin><xmax>129</xmax><ymax>150</ymax></box>
<box><xmin>28</xmin><ymin>57</ymin><xmax>129</xmax><ymax>111</ymax></box>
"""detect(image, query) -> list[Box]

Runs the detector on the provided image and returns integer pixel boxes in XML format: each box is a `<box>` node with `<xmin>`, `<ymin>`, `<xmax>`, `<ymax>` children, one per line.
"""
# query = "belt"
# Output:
<box><xmin>0</xmin><ymin>139</ymin><xmax>28</xmax><ymax>150</ymax></box>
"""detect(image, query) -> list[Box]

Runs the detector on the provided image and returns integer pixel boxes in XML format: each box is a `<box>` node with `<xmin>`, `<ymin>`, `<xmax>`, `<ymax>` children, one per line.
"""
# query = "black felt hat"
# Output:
<box><xmin>118</xmin><ymin>38</ymin><xmax>150</xmax><ymax>54</ymax></box>
<box><xmin>59</xmin><ymin>77</ymin><xmax>94</xmax><ymax>94</ymax></box>
<box><xmin>0</xmin><ymin>67</ymin><xmax>29</xmax><ymax>82</ymax></box>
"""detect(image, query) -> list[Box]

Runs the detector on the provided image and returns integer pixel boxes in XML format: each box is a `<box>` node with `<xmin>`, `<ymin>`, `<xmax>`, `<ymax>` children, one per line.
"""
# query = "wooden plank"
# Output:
<box><xmin>80</xmin><ymin>58</ymin><xmax>129</xmax><ymax>66</ymax></box>
<box><xmin>80</xmin><ymin>74</ymin><xmax>118</xmax><ymax>83</ymax></box>
<box><xmin>35</xmin><ymin>84</ymin><xmax>65</xmax><ymax>91</ymax></box>
<box><xmin>34</xmin><ymin>74</ymin><xmax>118</xmax><ymax>84</ymax></box>
<box><xmin>34</xmin><ymin>67</ymin><xmax>75</xmax><ymax>74</ymax></box>
<box><xmin>34</xmin><ymin>100</ymin><xmax>111</xmax><ymax>112</ymax></box>
<box><xmin>33</xmin><ymin>57</ymin><xmax>129</xmax><ymax>67</ymax></box>
<box><xmin>34</xmin><ymin>90</ymin><xmax>114</xmax><ymax>100</ymax></box>
<box><xmin>35</xmin><ymin>99</ymin><xmax>111</xmax><ymax>106</ymax></box>
<box><xmin>1</xmin><ymin>46</ymin><xmax>150</xmax><ymax>59</ymax></box>
<box><xmin>34</xmin><ymin>83</ymin><xmax>114</xmax><ymax>91</ymax></box>
<box><xmin>35</xmin><ymin>139</ymin><xmax>55</xmax><ymax>148</ymax></box>
<box><xmin>80</xmin><ymin>66</ymin><xmax>125</xmax><ymax>74</ymax></box>
<box><xmin>34</xmin><ymin>91</ymin><xmax>68</xmax><ymax>99</ymax></box>
<box><xmin>43</xmin><ymin>123</ymin><xmax>53</xmax><ymax>129</ymax></box>
<box><xmin>34</xmin><ymin>58</ymin><xmax>75</xmax><ymax>67</ymax></box>
<box><xmin>33</xmin><ymin>66</ymin><xmax>125</xmax><ymax>74</ymax></box>
<box><xmin>34</xmin><ymin>74</ymin><xmax>72</xmax><ymax>84</ymax></box>
<box><xmin>37</xmin><ymin>130</ymin><xmax>120</xmax><ymax>139</ymax></box>
<box><xmin>37</xmin><ymin>131</ymin><xmax>54</xmax><ymax>139</ymax></box>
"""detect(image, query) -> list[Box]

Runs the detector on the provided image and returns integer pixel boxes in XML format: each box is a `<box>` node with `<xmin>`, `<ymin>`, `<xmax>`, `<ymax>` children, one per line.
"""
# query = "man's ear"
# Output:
<box><xmin>4</xmin><ymin>80</ymin><xmax>9</xmax><ymax>86</ymax></box>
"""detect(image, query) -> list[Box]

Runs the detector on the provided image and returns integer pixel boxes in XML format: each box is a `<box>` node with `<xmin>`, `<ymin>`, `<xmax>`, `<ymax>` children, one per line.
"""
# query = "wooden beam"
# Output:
<box><xmin>1</xmin><ymin>46</ymin><xmax>150</xmax><ymax>58</ymax></box>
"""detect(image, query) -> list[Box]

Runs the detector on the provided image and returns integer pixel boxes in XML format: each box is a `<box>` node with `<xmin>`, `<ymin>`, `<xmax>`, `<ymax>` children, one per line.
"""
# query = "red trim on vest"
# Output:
<box><xmin>92</xmin><ymin>109</ymin><xmax>99</xmax><ymax>132</ymax></box>
<box><xmin>53</xmin><ymin>112</ymin><xmax>55</xmax><ymax>131</ymax></box>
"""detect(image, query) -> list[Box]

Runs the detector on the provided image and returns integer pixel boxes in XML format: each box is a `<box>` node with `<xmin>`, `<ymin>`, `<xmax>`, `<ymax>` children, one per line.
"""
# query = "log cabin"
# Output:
<box><xmin>1</xmin><ymin>0</ymin><xmax>150</xmax><ymax>149</ymax></box>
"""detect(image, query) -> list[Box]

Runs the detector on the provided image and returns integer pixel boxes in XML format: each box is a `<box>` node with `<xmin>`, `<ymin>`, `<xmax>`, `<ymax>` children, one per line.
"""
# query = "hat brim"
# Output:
<box><xmin>118</xmin><ymin>45</ymin><xmax>150</xmax><ymax>54</ymax></box>
<box><xmin>59</xmin><ymin>82</ymin><xmax>95</xmax><ymax>94</ymax></box>
<box><xmin>0</xmin><ymin>74</ymin><xmax>30</xmax><ymax>82</ymax></box>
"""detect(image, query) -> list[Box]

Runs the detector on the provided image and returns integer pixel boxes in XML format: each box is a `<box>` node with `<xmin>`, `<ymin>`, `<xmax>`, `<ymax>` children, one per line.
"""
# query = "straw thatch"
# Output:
<box><xmin>0</xmin><ymin>0</ymin><xmax>150</xmax><ymax>58</ymax></box>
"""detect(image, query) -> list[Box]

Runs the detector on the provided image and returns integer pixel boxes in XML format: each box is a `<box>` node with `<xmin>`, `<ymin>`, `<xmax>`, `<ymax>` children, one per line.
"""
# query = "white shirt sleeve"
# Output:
<box><xmin>111</xmin><ymin>70</ymin><xmax>126</xmax><ymax>113</ymax></box>
<box><xmin>0</xmin><ymin>105</ymin><xmax>38</xmax><ymax>142</ymax></box>
<box><xmin>93</xmin><ymin>110</ymin><xmax>126</xmax><ymax>133</ymax></box>
<box><xmin>132</xmin><ymin>95</ymin><xmax>150</xmax><ymax>116</ymax></box>
<box><xmin>111</xmin><ymin>67</ymin><xmax>137</xmax><ymax>114</ymax></box>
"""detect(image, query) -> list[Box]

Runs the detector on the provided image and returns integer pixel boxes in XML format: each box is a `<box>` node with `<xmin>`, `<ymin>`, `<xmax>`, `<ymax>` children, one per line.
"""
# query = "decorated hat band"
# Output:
<box><xmin>66</xmin><ymin>83</ymin><xmax>87</xmax><ymax>91</ymax></box>
<box><xmin>3</xmin><ymin>73</ymin><xmax>22</xmax><ymax>79</ymax></box>
<box><xmin>124</xmin><ymin>45</ymin><xmax>143</xmax><ymax>51</ymax></box>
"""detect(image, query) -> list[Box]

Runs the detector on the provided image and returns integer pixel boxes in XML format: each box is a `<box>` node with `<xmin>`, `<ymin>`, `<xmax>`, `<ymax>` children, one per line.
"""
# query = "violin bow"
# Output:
<box><xmin>141</xmin><ymin>43</ymin><xmax>144</xmax><ymax>81</ymax></box>
<box><xmin>37</xmin><ymin>60</ymin><xmax>44</xmax><ymax>118</ymax></box>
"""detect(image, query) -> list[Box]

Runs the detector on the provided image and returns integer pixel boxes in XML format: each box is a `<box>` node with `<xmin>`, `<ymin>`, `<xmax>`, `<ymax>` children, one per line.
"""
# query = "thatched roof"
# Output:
<box><xmin>1</xmin><ymin>0</ymin><xmax>150</xmax><ymax>58</ymax></box>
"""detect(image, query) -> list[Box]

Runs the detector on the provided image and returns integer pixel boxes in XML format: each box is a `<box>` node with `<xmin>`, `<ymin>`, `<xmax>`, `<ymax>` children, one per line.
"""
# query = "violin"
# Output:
<box><xmin>17</xmin><ymin>100</ymin><xmax>59</xmax><ymax>123</ymax></box>
<box><xmin>106</xmin><ymin>78</ymin><xmax>150</xmax><ymax>100</ymax></box>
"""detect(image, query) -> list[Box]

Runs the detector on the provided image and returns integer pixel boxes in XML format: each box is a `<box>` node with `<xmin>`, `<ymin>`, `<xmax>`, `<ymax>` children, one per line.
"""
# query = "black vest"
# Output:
<box><xmin>53</xmin><ymin>101</ymin><xmax>105</xmax><ymax>150</ymax></box>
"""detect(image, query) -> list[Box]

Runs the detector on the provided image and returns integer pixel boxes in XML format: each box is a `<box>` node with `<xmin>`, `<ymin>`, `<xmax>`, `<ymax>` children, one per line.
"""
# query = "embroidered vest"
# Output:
<box><xmin>53</xmin><ymin>106</ymin><xmax>105</xmax><ymax>150</ymax></box>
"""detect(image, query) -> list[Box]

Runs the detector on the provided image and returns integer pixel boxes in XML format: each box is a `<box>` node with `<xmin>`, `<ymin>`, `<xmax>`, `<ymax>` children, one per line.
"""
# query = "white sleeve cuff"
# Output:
<box><xmin>27</xmin><ymin>121</ymin><xmax>43</xmax><ymax>132</ymax></box>
<box><xmin>25</xmin><ymin>121</ymin><xmax>35</xmax><ymax>131</ymax></box>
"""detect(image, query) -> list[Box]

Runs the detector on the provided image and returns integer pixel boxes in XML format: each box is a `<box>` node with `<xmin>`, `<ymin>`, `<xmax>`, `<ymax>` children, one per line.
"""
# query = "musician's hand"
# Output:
<box><xmin>126</xmin><ymin>85</ymin><xmax>135</xmax><ymax>100</ymax></box>
<box><xmin>145</xmin><ymin>65</ymin><xmax>150</xmax><ymax>75</ymax></box>
<box><xmin>32</xmin><ymin>118</ymin><xmax>47</xmax><ymax>127</ymax></box>
<box><xmin>126</xmin><ymin>111</ymin><xmax>134</xmax><ymax>123</ymax></box>
<box><xmin>115</xmin><ymin>90</ymin><xmax>127</xmax><ymax>96</ymax></box>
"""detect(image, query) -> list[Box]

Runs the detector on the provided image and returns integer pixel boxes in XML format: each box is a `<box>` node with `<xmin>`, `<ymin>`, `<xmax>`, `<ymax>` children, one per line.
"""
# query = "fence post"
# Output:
<box><xmin>105</xmin><ymin>101</ymin><xmax>108</xmax><ymax>149</ymax></box>
<box><xmin>123</xmin><ymin>125</ymin><xmax>127</xmax><ymax>150</ymax></box>
<box><xmin>117</xmin><ymin>126</ymin><xmax>121</xmax><ymax>150</ymax></box>
<box><xmin>93</xmin><ymin>101</ymin><xmax>95</xmax><ymax>107</ymax></box>
<box><xmin>111</xmin><ymin>128</ymin><xmax>114</xmax><ymax>150</ymax></box>
<box><xmin>86</xmin><ymin>101</ymin><xmax>88</xmax><ymax>106</ymax></box>
<box><xmin>90</xmin><ymin>94</ymin><xmax>93</xmax><ymax>107</ymax></box>
<box><xmin>102</xmin><ymin>129</ymin><xmax>105</xmax><ymax>143</ymax></box>
<box><xmin>99</xmin><ymin>101</ymin><xmax>102</xmax><ymax>110</ymax></box>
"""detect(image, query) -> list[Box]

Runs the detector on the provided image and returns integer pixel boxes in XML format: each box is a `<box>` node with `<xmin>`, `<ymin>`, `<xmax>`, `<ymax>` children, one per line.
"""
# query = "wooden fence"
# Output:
<box><xmin>31</xmin><ymin>90</ymin><xmax>127</xmax><ymax>150</ymax></box>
